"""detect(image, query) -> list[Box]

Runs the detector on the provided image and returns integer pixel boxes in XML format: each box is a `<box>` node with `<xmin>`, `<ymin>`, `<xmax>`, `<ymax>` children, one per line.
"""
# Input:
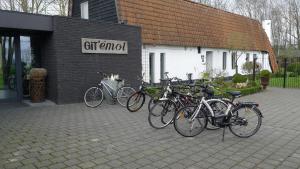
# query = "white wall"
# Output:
<box><xmin>142</xmin><ymin>45</ymin><xmax>272</xmax><ymax>83</ymax></box>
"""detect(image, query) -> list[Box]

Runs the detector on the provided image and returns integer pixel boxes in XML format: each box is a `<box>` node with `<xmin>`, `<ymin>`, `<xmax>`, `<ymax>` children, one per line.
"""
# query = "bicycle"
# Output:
<box><xmin>126</xmin><ymin>75</ymin><xmax>154</xmax><ymax>112</ymax></box>
<box><xmin>148</xmin><ymin>87</ymin><xmax>197</xmax><ymax>129</ymax></box>
<box><xmin>126</xmin><ymin>72</ymin><xmax>172</xmax><ymax>112</ymax></box>
<box><xmin>173</xmin><ymin>89</ymin><xmax>263</xmax><ymax>141</ymax></box>
<box><xmin>84</xmin><ymin>72</ymin><xmax>135</xmax><ymax>107</ymax></box>
<box><xmin>148</xmin><ymin>82</ymin><xmax>228</xmax><ymax>130</ymax></box>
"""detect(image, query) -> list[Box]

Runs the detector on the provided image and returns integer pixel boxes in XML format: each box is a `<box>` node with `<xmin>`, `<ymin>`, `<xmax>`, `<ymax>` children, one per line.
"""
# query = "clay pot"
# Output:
<box><xmin>260</xmin><ymin>77</ymin><xmax>269</xmax><ymax>89</ymax></box>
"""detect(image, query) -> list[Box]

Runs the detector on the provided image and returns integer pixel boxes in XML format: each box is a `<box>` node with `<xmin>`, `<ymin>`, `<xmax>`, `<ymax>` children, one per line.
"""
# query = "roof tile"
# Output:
<box><xmin>117</xmin><ymin>0</ymin><xmax>278</xmax><ymax>71</ymax></box>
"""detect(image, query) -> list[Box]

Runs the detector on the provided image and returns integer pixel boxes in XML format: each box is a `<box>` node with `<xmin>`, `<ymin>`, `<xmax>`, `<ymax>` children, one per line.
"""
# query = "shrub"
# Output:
<box><xmin>238</xmin><ymin>85</ymin><xmax>262</xmax><ymax>96</ymax></box>
<box><xmin>223</xmin><ymin>85</ymin><xmax>262</xmax><ymax>97</ymax></box>
<box><xmin>272</xmin><ymin>70</ymin><xmax>283</xmax><ymax>77</ymax></box>
<box><xmin>260</xmin><ymin>70</ymin><xmax>271</xmax><ymax>78</ymax></box>
<box><xmin>145</xmin><ymin>87</ymin><xmax>161</xmax><ymax>97</ymax></box>
<box><xmin>248</xmin><ymin>81</ymin><xmax>258</xmax><ymax>87</ymax></box>
<box><xmin>287</xmin><ymin>62</ymin><xmax>300</xmax><ymax>74</ymax></box>
<box><xmin>289</xmin><ymin>72</ymin><xmax>297</xmax><ymax>77</ymax></box>
<box><xmin>242</xmin><ymin>61</ymin><xmax>262</xmax><ymax>75</ymax></box>
<box><xmin>213</xmin><ymin>76</ymin><xmax>226</xmax><ymax>86</ymax></box>
<box><xmin>232</xmin><ymin>73</ymin><xmax>247</xmax><ymax>83</ymax></box>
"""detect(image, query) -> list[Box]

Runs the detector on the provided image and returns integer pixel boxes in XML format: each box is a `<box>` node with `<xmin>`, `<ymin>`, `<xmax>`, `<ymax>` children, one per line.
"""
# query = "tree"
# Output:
<box><xmin>192</xmin><ymin>0</ymin><xmax>232</xmax><ymax>11</ymax></box>
<box><xmin>0</xmin><ymin>0</ymin><xmax>67</xmax><ymax>15</ymax></box>
<box><xmin>52</xmin><ymin>0</ymin><xmax>69</xmax><ymax>16</ymax></box>
<box><xmin>227</xmin><ymin>32</ymin><xmax>250</xmax><ymax>74</ymax></box>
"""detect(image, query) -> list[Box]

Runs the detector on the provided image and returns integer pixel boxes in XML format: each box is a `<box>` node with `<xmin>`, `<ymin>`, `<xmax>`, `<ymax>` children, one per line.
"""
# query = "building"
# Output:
<box><xmin>72</xmin><ymin>0</ymin><xmax>278</xmax><ymax>83</ymax></box>
<box><xmin>0</xmin><ymin>10</ymin><xmax>142</xmax><ymax>104</ymax></box>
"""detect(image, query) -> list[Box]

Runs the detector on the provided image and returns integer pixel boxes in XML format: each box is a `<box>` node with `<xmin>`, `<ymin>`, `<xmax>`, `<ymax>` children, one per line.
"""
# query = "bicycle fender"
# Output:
<box><xmin>235</xmin><ymin>103</ymin><xmax>263</xmax><ymax>118</ymax></box>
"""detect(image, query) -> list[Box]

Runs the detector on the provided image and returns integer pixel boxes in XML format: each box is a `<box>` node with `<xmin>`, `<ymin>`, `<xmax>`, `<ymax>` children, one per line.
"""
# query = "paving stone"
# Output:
<box><xmin>78</xmin><ymin>161</ymin><xmax>96</xmax><ymax>168</ymax></box>
<box><xmin>1</xmin><ymin>88</ymin><xmax>300</xmax><ymax>169</ymax></box>
<box><xmin>106</xmin><ymin>159</ymin><xmax>124</xmax><ymax>168</ymax></box>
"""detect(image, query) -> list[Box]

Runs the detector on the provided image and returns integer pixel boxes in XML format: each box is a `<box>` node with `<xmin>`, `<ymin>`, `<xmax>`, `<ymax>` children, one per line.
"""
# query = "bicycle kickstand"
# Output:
<box><xmin>222</xmin><ymin>127</ymin><xmax>226</xmax><ymax>142</ymax></box>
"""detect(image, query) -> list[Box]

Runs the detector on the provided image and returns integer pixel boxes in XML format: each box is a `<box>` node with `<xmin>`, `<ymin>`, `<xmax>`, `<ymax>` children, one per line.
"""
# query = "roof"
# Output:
<box><xmin>117</xmin><ymin>0</ymin><xmax>278</xmax><ymax>71</ymax></box>
<box><xmin>0</xmin><ymin>10</ymin><xmax>53</xmax><ymax>32</ymax></box>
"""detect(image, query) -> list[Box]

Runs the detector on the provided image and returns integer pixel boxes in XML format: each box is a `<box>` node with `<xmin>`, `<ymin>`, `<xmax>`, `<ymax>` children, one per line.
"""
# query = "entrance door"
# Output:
<box><xmin>206</xmin><ymin>51</ymin><xmax>213</xmax><ymax>72</ymax></box>
<box><xmin>1</xmin><ymin>36</ymin><xmax>17</xmax><ymax>101</ymax></box>
<box><xmin>0</xmin><ymin>36</ymin><xmax>22</xmax><ymax>102</ymax></box>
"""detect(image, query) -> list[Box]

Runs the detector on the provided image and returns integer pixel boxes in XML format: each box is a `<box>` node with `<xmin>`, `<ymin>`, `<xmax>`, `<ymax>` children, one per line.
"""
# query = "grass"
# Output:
<box><xmin>268</xmin><ymin>76</ymin><xmax>300</xmax><ymax>88</ymax></box>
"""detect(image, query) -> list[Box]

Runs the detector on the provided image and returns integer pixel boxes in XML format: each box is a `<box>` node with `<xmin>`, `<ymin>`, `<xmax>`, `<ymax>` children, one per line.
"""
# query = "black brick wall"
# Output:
<box><xmin>42</xmin><ymin>16</ymin><xmax>141</xmax><ymax>104</ymax></box>
<box><xmin>72</xmin><ymin>0</ymin><xmax>118</xmax><ymax>23</ymax></box>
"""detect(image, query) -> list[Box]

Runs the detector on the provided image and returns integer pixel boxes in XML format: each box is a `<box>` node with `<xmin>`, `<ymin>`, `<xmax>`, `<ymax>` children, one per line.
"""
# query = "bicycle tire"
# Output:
<box><xmin>126</xmin><ymin>92</ymin><xmax>146</xmax><ymax>112</ymax></box>
<box><xmin>84</xmin><ymin>87</ymin><xmax>104</xmax><ymax>108</ymax></box>
<box><xmin>174</xmin><ymin>106</ymin><xmax>207</xmax><ymax>137</ymax></box>
<box><xmin>148</xmin><ymin>99</ymin><xmax>176</xmax><ymax>129</ymax></box>
<box><xmin>147</xmin><ymin>97</ymin><xmax>159</xmax><ymax>113</ymax></box>
<box><xmin>116</xmin><ymin>86</ymin><xmax>136</xmax><ymax>107</ymax></box>
<box><xmin>229</xmin><ymin>105</ymin><xmax>262</xmax><ymax>138</ymax></box>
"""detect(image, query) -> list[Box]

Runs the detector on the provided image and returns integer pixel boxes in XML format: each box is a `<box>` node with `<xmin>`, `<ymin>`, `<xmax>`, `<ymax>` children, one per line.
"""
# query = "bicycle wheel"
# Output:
<box><xmin>116</xmin><ymin>86</ymin><xmax>136</xmax><ymax>107</ymax></box>
<box><xmin>147</xmin><ymin>97</ymin><xmax>159</xmax><ymax>113</ymax></box>
<box><xmin>229</xmin><ymin>106</ymin><xmax>262</xmax><ymax>138</ymax></box>
<box><xmin>126</xmin><ymin>92</ymin><xmax>145</xmax><ymax>112</ymax></box>
<box><xmin>84</xmin><ymin>87</ymin><xmax>104</xmax><ymax>108</ymax></box>
<box><xmin>174</xmin><ymin>106</ymin><xmax>207</xmax><ymax>137</ymax></box>
<box><xmin>148</xmin><ymin>100</ymin><xmax>176</xmax><ymax>129</ymax></box>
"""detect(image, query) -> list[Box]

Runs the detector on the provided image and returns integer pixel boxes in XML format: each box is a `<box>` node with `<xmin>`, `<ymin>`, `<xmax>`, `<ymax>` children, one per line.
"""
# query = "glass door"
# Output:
<box><xmin>0</xmin><ymin>36</ymin><xmax>18</xmax><ymax>101</ymax></box>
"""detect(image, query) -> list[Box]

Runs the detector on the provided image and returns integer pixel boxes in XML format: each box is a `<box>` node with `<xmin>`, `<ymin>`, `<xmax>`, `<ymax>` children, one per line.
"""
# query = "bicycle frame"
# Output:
<box><xmin>99</xmin><ymin>81</ymin><xmax>119</xmax><ymax>98</ymax></box>
<box><xmin>190</xmin><ymin>97</ymin><xmax>231</xmax><ymax>121</ymax></box>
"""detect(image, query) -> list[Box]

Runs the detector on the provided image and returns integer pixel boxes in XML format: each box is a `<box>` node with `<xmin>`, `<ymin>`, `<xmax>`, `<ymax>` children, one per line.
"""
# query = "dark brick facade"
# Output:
<box><xmin>42</xmin><ymin>16</ymin><xmax>141</xmax><ymax>104</ymax></box>
<box><xmin>72</xmin><ymin>0</ymin><xmax>118</xmax><ymax>23</ymax></box>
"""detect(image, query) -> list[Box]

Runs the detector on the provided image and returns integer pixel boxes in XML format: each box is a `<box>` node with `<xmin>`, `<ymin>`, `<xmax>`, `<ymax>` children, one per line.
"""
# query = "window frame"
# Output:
<box><xmin>149</xmin><ymin>53</ymin><xmax>155</xmax><ymax>84</ymax></box>
<box><xmin>246</xmin><ymin>53</ymin><xmax>250</xmax><ymax>62</ymax></box>
<box><xmin>160</xmin><ymin>53</ymin><xmax>166</xmax><ymax>80</ymax></box>
<box><xmin>80</xmin><ymin>1</ymin><xmax>89</xmax><ymax>19</ymax></box>
<box><xmin>222</xmin><ymin>52</ymin><xmax>227</xmax><ymax>70</ymax></box>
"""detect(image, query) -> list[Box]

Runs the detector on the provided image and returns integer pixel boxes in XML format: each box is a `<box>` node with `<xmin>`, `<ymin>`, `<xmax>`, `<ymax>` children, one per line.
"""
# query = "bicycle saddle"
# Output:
<box><xmin>226</xmin><ymin>91</ymin><xmax>241</xmax><ymax>97</ymax></box>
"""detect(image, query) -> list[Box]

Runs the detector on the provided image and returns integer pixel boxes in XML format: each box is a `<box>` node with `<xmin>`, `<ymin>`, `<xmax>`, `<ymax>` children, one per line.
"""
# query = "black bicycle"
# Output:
<box><xmin>174</xmin><ymin>87</ymin><xmax>263</xmax><ymax>140</ymax></box>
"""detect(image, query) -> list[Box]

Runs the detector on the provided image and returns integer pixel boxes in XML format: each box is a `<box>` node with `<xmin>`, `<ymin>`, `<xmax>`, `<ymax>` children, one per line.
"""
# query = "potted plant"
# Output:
<box><xmin>260</xmin><ymin>70</ymin><xmax>271</xmax><ymax>89</ymax></box>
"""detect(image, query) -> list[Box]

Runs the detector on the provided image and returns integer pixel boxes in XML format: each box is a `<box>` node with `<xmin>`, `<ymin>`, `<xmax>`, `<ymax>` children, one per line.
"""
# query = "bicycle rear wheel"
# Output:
<box><xmin>126</xmin><ymin>92</ymin><xmax>145</xmax><ymax>112</ymax></box>
<box><xmin>229</xmin><ymin>106</ymin><xmax>262</xmax><ymax>138</ymax></box>
<box><xmin>84</xmin><ymin>87</ymin><xmax>104</xmax><ymax>108</ymax></box>
<box><xmin>174</xmin><ymin>106</ymin><xmax>207</xmax><ymax>137</ymax></box>
<box><xmin>148</xmin><ymin>100</ymin><xmax>176</xmax><ymax>129</ymax></box>
<box><xmin>116</xmin><ymin>86</ymin><xmax>136</xmax><ymax>107</ymax></box>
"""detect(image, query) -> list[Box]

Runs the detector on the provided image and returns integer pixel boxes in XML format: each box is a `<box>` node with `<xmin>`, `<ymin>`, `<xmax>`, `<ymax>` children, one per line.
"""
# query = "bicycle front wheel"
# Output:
<box><xmin>116</xmin><ymin>87</ymin><xmax>136</xmax><ymax>107</ymax></box>
<box><xmin>148</xmin><ymin>99</ymin><xmax>176</xmax><ymax>129</ymax></box>
<box><xmin>174</xmin><ymin>106</ymin><xmax>207</xmax><ymax>137</ymax></box>
<box><xmin>84</xmin><ymin>87</ymin><xmax>104</xmax><ymax>108</ymax></box>
<box><xmin>229</xmin><ymin>106</ymin><xmax>262</xmax><ymax>138</ymax></box>
<box><xmin>147</xmin><ymin>97</ymin><xmax>159</xmax><ymax>113</ymax></box>
<box><xmin>126</xmin><ymin>92</ymin><xmax>145</xmax><ymax>112</ymax></box>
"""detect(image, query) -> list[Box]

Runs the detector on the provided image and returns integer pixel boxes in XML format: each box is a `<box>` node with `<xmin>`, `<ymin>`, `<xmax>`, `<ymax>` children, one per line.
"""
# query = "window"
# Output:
<box><xmin>80</xmin><ymin>1</ymin><xmax>89</xmax><ymax>19</ymax></box>
<box><xmin>149</xmin><ymin>53</ymin><xmax>155</xmax><ymax>84</ymax></box>
<box><xmin>223</xmin><ymin>52</ymin><xmax>227</xmax><ymax>70</ymax></box>
<box><xmin>197</xmin><ymin>46</ymin><xmax>201</xmax><ymax>54</ymax></box>
<box><xmin>231</xmin><ymin>52</ymin><xmax>237</xmax><ymax>69</ymax></box>
<box><xmin>253</xmin><ymin>54</ymin><xmax>257</xmax><ymax>59</ymax></box>
<box><xmin>246</xmin><ymin>53</ymin><xmax>250</xmax><ymax>62</ymax></box>
<box><xmin>160</xmin><ymin>53</ymin><xmax>165</xmax><ymax>80</ymax></box>
<box><xmin>262</xmin><ymin>54</ymin><xmax>265</xmax><ymax>68</ymax></box>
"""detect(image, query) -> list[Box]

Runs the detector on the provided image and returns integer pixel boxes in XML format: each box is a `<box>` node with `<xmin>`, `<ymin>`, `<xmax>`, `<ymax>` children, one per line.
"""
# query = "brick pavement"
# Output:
<box><xmin>1</xmin><ymin>88</ymin><xmax>300</xmax><ymax>169</ymax></box>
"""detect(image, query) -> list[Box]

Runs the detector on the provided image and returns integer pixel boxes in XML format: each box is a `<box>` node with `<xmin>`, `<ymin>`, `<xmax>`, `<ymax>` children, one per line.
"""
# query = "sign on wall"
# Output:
<box><xmin>81</xmin><ymin>38</ymin><xmax>128</xmax><ymax>54</ymax></box>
